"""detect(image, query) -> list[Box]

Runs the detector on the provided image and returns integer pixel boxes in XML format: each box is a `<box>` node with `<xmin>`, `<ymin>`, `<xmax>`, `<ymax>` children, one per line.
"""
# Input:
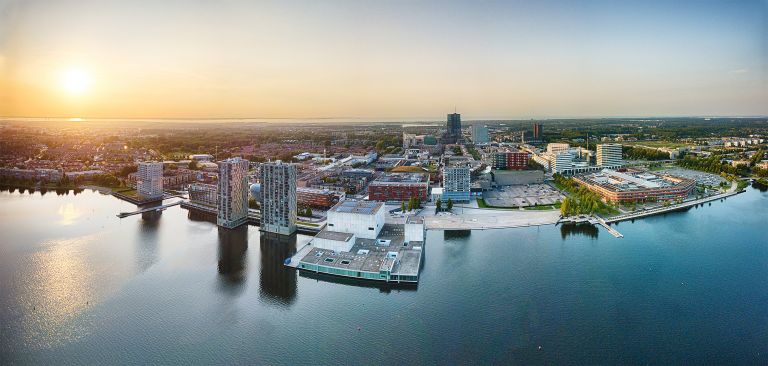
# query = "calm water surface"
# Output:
<box><xmin>1</xmin><ymin>186</ymin><xmax>767</xmax><ymax>364</ymax></box>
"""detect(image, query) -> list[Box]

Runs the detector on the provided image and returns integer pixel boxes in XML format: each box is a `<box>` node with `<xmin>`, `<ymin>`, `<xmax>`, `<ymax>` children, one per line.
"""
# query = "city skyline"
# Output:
<box><xmin>1</xmin><ymin>0</ymin><xmax>766</xmax><ymax>119</ymax></box>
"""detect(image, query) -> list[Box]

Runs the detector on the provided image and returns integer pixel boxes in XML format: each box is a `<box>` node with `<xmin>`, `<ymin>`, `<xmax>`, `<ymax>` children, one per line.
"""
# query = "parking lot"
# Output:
<box><xmin>656</xmin><ymin>168</ymin><xmax>727</xmax><ymax>187</ymax></box>
<box><xmin>483</xmin><ymin>184</ymin><xmax>565</xmax><ymax>208</ymax></box>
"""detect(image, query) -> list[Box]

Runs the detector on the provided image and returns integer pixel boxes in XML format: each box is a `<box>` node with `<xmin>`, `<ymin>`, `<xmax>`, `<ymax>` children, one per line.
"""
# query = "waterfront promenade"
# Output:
<box><xmin>604</xmin><ymin>186</ymin><xmax>742</xmax><ymax>223</ymax></box>
<box><xmin>421</xmin><ymin>207</ymin><xmax>560</xmax><ymax>231</ymax></box>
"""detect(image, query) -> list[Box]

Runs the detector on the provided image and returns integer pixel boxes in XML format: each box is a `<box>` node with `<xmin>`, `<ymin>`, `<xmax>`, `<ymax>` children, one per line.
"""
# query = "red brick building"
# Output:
<box><xmin>493</xmin><ymin>152</ymin><xmax>528</xmax><ymax>170</ymax></box>
<box><xmin>367</xmin><ymin>173</ymin><xmax>429</xmax><ymax>202</ymax></box>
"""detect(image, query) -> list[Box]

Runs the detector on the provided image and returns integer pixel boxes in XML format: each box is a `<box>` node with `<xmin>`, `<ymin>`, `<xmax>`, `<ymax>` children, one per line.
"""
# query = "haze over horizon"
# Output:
<box><xmin>1</xmin><ymin>0</ymin><xmax>766</xmax><ymax>120</ymax></box>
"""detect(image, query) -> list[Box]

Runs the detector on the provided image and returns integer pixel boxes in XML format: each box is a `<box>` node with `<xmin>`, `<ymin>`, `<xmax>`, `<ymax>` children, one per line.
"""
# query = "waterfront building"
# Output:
<box><xmin>442</xmin><ymin>166</ymin><xmax>471</xmax><ymax>203</ymax></box>
<box><xmin>368</xmin><ymin>172</ymin><xmax>429</xmax><ymax>202</ymax></box>
<box><xmin>597</xmin><ymin>143</ymin><xmax>624</xmax><ymax>168</ymax></box>
<box><xmin>493</xmin><ymin>151</ymin><xmax>528</xmax><ymax>170</ymax></box>
<box><xmin>189</xmin><ymin>183</ymin><xmax>217</xmax><ymax>207</ymax></box>
<box><xmin>325</xmin><ymin>200</ymin><xmax>385</xmax><ymax>240</ymax></box>
<box><xmin>573</xmin><ymin>169</ymin><xmax>695</xmax><ymax>203</ymax></box>
<box><xmin>260</xmin><ymin>160</ymin><xmax>297</xmax><ymax>235</ymax></box>
<box><xmin>137</xmin><ymin>162</ymin><xmax>163</xmax><ymax>201</ymax></box>
<box><xmin>217</xmin><ymin>157</ymin><xmax>249</xmax><ymax>228</ymax></box>
<box><xmin>286</xmin><ymin>207</ymin><xmax>425</xmax><ymax>283</ymax></box>
<box><xmin>471</xmin><ymin>125</ymin><xmax>489</xmax><ymax>144</ymax></box>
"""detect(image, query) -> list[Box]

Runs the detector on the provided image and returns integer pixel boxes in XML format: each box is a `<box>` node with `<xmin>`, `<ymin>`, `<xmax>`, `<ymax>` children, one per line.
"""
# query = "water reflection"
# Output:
<box><xmin>559</xmin><ymin>223</ymin><xmax>599</xmax><ymax>240</ymax></box>
<box><xmin>259</xmin><ymin>233</ymin><xmax>297</xmax><ymax>306</ymax></box>
<box><xmin>299</xmin><ymin>271</ymin><xmax>418</xmax><ymax>293</ymax></box>
<box><xmin>217</xmin><ymin>226</ymin><xmax>249</xmax><ymax>296</ymax></box>
<box><xmin>135</xmin><ymin>207</ymin><xmax>161</xmax><ymax>273</ymax></box>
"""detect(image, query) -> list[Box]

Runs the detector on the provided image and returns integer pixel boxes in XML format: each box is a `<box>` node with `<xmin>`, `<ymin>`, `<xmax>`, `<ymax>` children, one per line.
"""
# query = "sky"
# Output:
<box><xmin>0</xmin><ymin>0</ymin><xmax>766</xmax><ymax>120</ymax></box>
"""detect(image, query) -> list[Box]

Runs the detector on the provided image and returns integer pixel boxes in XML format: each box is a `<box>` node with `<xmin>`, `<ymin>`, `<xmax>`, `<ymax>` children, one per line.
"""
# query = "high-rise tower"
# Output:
<box><xmin>217</xmin><ymin>157</ymin><xmax>249</xmax><ymax>228</ymax></box>
<box><xmin>260</xmin><ymin>161</ymin><xmax>297</xmax><ymax>235</ymax></box>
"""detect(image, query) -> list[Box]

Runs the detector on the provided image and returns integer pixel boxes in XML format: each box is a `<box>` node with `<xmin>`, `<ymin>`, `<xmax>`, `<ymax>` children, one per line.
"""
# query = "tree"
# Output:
<box><xmin>435</xmin><ymin>198</ymin><xmax>442</xmax><ymax>212</ymax></box>
<box><xmin>401</xmin><ymin>201</ymin><xmax>406</xmax><ymax>212</ymax></box>
<box><xmin>560</xmin><ymin>197</ymin><xmax>570</xmax><ymax>216</ymax></box>
<box><xmin>188</xmin><ymin>160</ymin><xmax>199</xmax><ymax>170</ymax></box>
<box><xmin>447</xmin><ymin>198</ymin><xmax>453</xmax><ymax>211</ymax></box>
<box><xmin>408</xmin><ymin>197</ymin><xmax>415</xmax><ymax>211</ymax></box>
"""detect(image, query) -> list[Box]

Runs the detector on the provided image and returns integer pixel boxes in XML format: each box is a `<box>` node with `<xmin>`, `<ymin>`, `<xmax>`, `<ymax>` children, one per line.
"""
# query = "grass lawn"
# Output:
<box><xmin>297</xmin><ymin>221</ymin><xmax>319</xmax><ymax>227</ymax></box>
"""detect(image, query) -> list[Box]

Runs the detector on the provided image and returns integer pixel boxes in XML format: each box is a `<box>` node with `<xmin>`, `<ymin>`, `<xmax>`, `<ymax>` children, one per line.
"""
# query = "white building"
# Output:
<box><xmin>260</xmin><ymin>161</ymin><xmax>297</xmax><ymax>235</ymax></box>
<box><xmin>547</xmin><ymin>143</ymin><xmax>570</xmax><ymax>154</ymax></box>
<box><xmin>217</xmin><ymin>157</ymin><xmax>249</xmax><ymax>228</ymax></box>
<box><xmin>471</xmin><ymin>125</ymin><xmax>489</xmax><ymax>144</ymax></box>
<box><xmin>597</xmin><ymin>143</ymin><xmax>624</xmax><ymax>168</ymax></box>
<box><xmin>552</xmin><ymin>152</ymin><xmax>574</xmax><ymax>174</ymax></box>
<box><xmin>325</xmin><ymin>200</ymin><xmax>385</xmax><ymax>239</ymax></box>
<box><xmin>137</xmin><ymin>162</ymin><xmax>163</xmax><ymax>201</ymax></box>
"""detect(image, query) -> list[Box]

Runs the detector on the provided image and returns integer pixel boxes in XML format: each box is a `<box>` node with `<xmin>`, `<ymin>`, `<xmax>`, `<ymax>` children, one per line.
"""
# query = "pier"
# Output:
<box><xmin>116</xmin><ymin>200</ymin><xmax>183</xmax><ymax>218</ymax></box>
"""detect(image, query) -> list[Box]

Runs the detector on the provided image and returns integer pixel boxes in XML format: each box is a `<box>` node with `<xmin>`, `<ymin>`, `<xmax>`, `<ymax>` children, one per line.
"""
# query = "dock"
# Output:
<box><xmin>589</xmin><ymin>217</ymin><xmax>623</xmax><ymax>238</ymax></box>
<box><xmin>116</xmin><ymin>200</ymin><xmax>183</xmax><ymax>218</ymax></box>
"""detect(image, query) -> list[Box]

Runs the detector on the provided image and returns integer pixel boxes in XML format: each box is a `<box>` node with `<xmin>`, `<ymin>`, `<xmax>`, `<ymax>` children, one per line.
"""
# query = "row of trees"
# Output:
<box><xmin>623</xmin><ymin>146</ymin><xmax>670</xmax><ymax>160</ymax></box>
<box><xmin>554</xmin><ymin>174</ymin><xmax>617</xmax><ymax>217</ymax></box>
<box><xmin>401</xmin><ymin>197</ymin><xmax>423</xmax><ymax>212</ymax></box>
<box><xmin>435</xmin><ymin>198</ymin><xmax>453</xmax><ymax>212</ymax></box>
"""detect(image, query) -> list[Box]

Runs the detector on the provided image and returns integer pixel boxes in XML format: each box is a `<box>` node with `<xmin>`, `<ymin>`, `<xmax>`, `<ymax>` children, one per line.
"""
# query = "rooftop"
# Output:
<box><xmin>330</xmin><ymin>200</ymin><xmax>384</xmax><ymax>215</ymax></box>
<box><xmin>371</xmin><ymin>172</ymin><xmax>428</xmax><ymax>184</ymax></box>
<box><xmin>315</xmin><ymin>230</ymin><xmax>355</xmax><ymax>242</ymax></box>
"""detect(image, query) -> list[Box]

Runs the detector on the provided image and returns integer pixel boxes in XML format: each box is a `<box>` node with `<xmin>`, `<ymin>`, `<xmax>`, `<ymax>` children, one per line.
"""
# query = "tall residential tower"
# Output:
<box><xmin>217</xmin><ymin>157</ymin><xmax>249</xmax><ymax>228</ymax></box>
<box><xmin>137</xmin><ymin>162</ymin><xmax>163</xmax><ymax>201</ymax></box>
<box><xmin>260</xmin><ymin>161</ymin><xmax>297</xmax><ymax>235</ymax></box>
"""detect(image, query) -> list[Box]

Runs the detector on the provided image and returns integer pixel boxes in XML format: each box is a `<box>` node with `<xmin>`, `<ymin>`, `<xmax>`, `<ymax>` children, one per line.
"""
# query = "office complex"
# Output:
<box><xmin>137</xmin><ymin>162</ymin><xmax>163</xmax><ymax>201</ymax></box>
<box><xmin>447</xmin><ymin>113</ymin><xmax>462</xmax><ymax>137</ymax></box>
<box><xmin>471</xmin><ymin>125</ymin><xmax>489</xmax><ymax>144</ymax></box>
<box><xmin>573</xmin><ymin>169</ymin><xmax>695</xmax><ymax>203</ymax></box>
<box><xmin>442</xmin><ymin>166</ymin><xmax>471</xmax><ymax>202</ymax></box>
<box><xmin>493</xmin><ymin>151</ymin><xmax>528</xmax><ymax>170</ymax></box>
<box><xmin>260</xmin><ymin>161</ymin><xmax>297</xmax><ymax>235</ymax></box>
<box><xmin>597</xmin><ymin>143</ymin><xmax>624</xmax><ymax>168</ymax></box>
<box><xmin>368</xmin><ymin>172</ymin><xmax>430</xmax><ymax>202</ymax></box>
<box><xmin>217</xmin><ymin>157</ymin><xmax>249</xmax><ymax>228</ymax></box>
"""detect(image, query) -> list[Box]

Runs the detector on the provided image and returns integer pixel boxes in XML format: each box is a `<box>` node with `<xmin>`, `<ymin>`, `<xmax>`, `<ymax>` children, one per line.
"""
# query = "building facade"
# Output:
<box><xmin>493</xmin><ymin>151</ymin><xmax>528</xmax><ymax>170</ymax></box>
<box><xmin>297</xmin><ymin>187</ymin><xmax>343</xmax><ymax>209</ymax></box>
<box><xmin>260</xmin><ymin>161</ymin><xmax>297</xmax><ymax>235</ymax></box>
<box><xmin>471</xmin><ymin>125</ymin><xmax>489</xmax><ymax>144</ymax></box>
<box><xmin>447</xmin><ymin>113</ymin><xmax>462</xmax><ymax>137</ymax></box>
<box><xmin>597</xmin><ymin>143</ymin><xmax>624</xmax><ymax>168</ymax></box>
<box><xmin>442</xmin><ymin>166</ymin><xmax>471</xmax><ymax>202</ymax></box>
<box><xmin>137</xmin><ymin>162</ymin><xmax>163</xmax><ymax>201</ymax></box>
<box><xmin>217</xmin><ymin>157</ymin><xmax>249</xmax><ymax>229</ymax></box>
<box><xmin>368</xmin><ymin>173</ymin><xmax>429</xmax><ymax>202</ymax></box>
<box><xmin>189</xmin><ymin>182</ymin><xmax>218</xmax><ymax>207</ymax></box>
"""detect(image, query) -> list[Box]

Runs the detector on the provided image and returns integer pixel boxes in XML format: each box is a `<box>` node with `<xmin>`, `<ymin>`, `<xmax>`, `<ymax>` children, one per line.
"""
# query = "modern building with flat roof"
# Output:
<box><xmin>189</xmin><ymin>182</ymin><xmax>217</xmax><ymax>207</ymax></box>
<box><xmin>260</xmin><ymin>161</ymin><xmax>297</xmax><ymax>235</ymax></box>
<box><xmin>597</xmin><ymin>143</ymin><xmax>624</xmax><ymax>168</ymax></box>
<box><xmin>297</xmin><ymin>187</ymin><xmax>343</xmax><ymax>209</ymax></box>
<box><xmin>573</xmin><ymin>169</ymin><xmax>695</xmax><ymax>203</ymax></box>
<box><xmin>493</xmin><ymin>151</ymin><xmax>528</xmax><ymax>170</ymax></box>
<box><xmin>217</xmin><ymin>157</ymin><xmax>249</xmax><ymax>228</ymax></box>
<box><xmin>471</xmin><ymin>125</ymin><xmax>489</xmax><ymax>144</ymax></box>
<box><xmin>286</xmin><ymin>213</ymin><xmax>425</xmax><ymax>283</ymax></box>
<box><xmin>442</xmin><ymin>166</ymin><xmax>471</xmax><ymax>202</ymax></box>
<box><xmin>137</xmin><ymin>162</ymin><xmax>163</xmax><ymax>201</ymax></box>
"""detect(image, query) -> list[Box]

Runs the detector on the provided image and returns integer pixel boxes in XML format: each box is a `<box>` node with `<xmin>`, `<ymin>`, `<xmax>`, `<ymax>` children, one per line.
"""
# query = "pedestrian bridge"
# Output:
<box><xmin>117</xmin><ymin>200</ymin><xmax>183</xmax><ymax>218</ymax></box>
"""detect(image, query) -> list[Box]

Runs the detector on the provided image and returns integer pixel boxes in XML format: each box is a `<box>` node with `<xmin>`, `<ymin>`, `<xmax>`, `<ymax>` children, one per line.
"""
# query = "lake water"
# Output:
<box><xmin>1</xmin><ymin>186</ymin><xmax>766</xmax><ymax>364</ymax></box>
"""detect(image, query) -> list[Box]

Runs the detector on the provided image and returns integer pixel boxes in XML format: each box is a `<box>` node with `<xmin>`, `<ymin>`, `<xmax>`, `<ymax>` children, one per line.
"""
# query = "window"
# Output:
<box><xmin>341</xmin><ymin>260</ymin><xmax>350</xmax><ymax>265</ymax></box>
<box><xmin>368</xmin><ymin>227</ymin><xmax>374</xmax><ymax>230</ymax></box>
<box><xmin>324</xmin><ymin>258</ymin><xmax>335</xmax><ymax>263</ymax></box>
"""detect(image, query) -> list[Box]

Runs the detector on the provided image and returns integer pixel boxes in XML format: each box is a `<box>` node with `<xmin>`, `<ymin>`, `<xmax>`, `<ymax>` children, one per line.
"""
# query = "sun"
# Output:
<box><xmin>60</xmin><ymin>68</ymin><xmax>92</xmax><ymax>95</ymax></box>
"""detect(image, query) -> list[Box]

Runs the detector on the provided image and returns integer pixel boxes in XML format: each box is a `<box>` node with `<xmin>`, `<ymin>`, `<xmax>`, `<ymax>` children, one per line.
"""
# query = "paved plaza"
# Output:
<box><xmin>483</xmin><ymin>184</ymin><xmax>565</xmax><ymax>207</ymax></box>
